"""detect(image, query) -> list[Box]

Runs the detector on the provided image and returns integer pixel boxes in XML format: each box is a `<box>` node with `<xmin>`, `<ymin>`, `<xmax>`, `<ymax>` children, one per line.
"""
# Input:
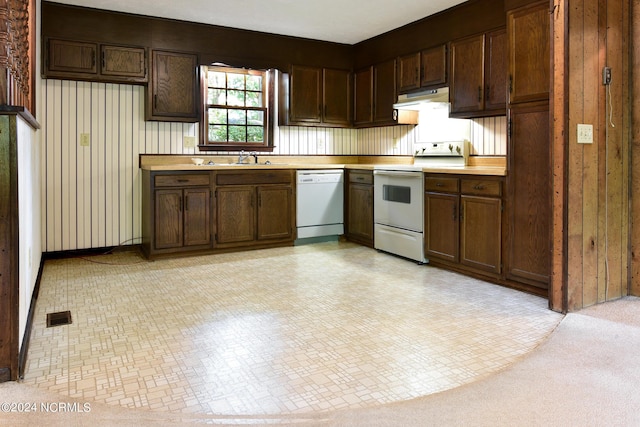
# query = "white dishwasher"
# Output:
<box><xmin>296</xmin><ymin>170</ymin><xmax>344</xmax><ymax>241</ymax></box>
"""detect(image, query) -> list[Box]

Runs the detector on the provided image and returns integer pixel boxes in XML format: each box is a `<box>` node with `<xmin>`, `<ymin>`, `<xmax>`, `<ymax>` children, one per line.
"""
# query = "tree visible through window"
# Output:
<box><xmin>201</xmin><ymin>66</ymin><xmax>271</xmax><ymax>151</ymax></box>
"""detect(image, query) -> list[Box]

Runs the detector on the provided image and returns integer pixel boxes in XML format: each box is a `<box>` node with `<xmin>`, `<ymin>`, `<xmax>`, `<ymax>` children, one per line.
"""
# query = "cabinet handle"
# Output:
<box><xmin>452</xmin><ymin>204</ymin><xmax>457</xmax><ymax>221</ymax></box>
<box><xmin>485</xmin><ymin>85</ymin><xmax>490</xmax><ymax>101</ymax></box>
<box><xmin>185</xmin><ymin>195</ymin><xmax>189</xmax><ymax>211</ymax></box>
<box><xmin>101</xmin><ymin>51</ymin><xmax>105</xmax><ymax>70</ymax></box>
<box><xmin>356</xmin><ymin>176</ymin><xmax>365</xmax><ymax>181</ymax></box>
<box><xmin>509</xmin><ymin>75</ymin><xmax>513</xmax><ymax>93</ymax></box>
<box><xmin>473</xmin><ymin>184</ymin><xmax>485</xmax><ymax>190</ymax></box>
<box><xmin>177</xmin><ymin>179</ymin><xmax>189</xmax><ymax>183</ymax></box>
<box><xmin>477</xmin><ymin>86</ymin><xmax>482</xmax><ymax>102</ymax></box>
<box><xmin>459</xmin><ymin>205</ymin><xmax>464</xmax><ymax>221</ymax></box>
<box><xmin>435</xmin><ymin>183</ymin><xmax>444</xmax><ymax>187</ymax></box>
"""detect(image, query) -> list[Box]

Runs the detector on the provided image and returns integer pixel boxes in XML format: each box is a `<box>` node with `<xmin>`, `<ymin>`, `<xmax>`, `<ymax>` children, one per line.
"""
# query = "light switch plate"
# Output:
<box><xmin>183</xmin><ymin>136</ymin><xmax>196</xmax><ymax>148</ymax></box>
<box><xmin>577</xmin><ymin>124</ymin><xmax>593</xmax><ymax>144</ymax></box>
<box><xmin>80</xmin><ymin>133</ymin><xmax>90</xmax><ymax>147</ymax></box>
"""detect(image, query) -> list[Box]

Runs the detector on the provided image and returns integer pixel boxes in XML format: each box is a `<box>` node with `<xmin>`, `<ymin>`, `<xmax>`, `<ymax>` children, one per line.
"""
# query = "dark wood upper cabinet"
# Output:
<box><xmin>450</xmin><ymin>29</ymin><xmax>506</xmax><ymax>117</ymax></box>
<box><xmin>507</xmin><ymin>1</ymin><xmax>550</xmax><ymax>105</ymax></box>
<box><xmin>353</xmin><ymin>66</ymin><xmax>373</xmax><ymax>126</ymax></box>
<box><xmin>289</xmin><ymin>65</ymin><xmax>322</xmax><ymax>124</ymax></box>
<box><xmin>398</xmin><ymin>44</ymin><xmax>448</xmax><ymax>94</ymax></box>
<box><xmin>283</xmin><ymin>65</ymin><xmax>351</xmax><ymax>127</ymax></box>
<box><xmin>322</xmin><ymin>68</ymin><xmax>351</xmax><ymax>126</ymax></box>
<box><xmin>46</xmin><ymin>39</ymin><xmax>97</xmax><ymax>76</ymax></box>
<box><xmin>421</xmin><ymin>44</ymin><xmax>448</xmax><ymax>88</ymax></box>
<box><xmin>44</xmin><ymin>38</ymin><xmax>148</xmax><ymax>83</ymax></box>
<box><xmin>146</xmin><ymin>50</ymin><xmax>199</xmax><ymax>122</ymax></box>
<box><xmin>450</xmin><ymin>34</ymin><xmax>486</xmax><ymax>115</ymax></box>
<box><xmin>372</xmin><ymin>59</ymin><xmax>397</xmax><ymax>124</ymax></box>
<box><xmin>484</xmin><ymin>29</ymin><xmax>507</xmax><ymax>111</ymax></box>
<box><xmin>398</xmin><ymin>52</ymin><xmax>421</xmax><ymax>93</ymax></box>
<box><xmin>100</xmin><ymin>45</ymin><xmax>147</xmax><ymax>80</ymax></box>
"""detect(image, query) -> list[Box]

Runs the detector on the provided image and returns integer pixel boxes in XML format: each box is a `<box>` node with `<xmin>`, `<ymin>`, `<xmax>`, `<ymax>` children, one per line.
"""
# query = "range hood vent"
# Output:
<box><xmin>393</xmin><ymin>87</ymin><xmax>449</xmax><ymax>110</ymax></box>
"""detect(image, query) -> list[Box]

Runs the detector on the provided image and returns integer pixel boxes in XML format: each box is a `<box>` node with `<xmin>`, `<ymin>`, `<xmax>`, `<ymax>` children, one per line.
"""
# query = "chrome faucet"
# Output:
<box><xmin>237</xmin><ymin>150</ymin><xmax>250</xmax><ymax>164</ymax></box>
<box><xmin>250</xmin><ymin>151</ymin><xmax>258</xmax><ymax>164</ymax></box>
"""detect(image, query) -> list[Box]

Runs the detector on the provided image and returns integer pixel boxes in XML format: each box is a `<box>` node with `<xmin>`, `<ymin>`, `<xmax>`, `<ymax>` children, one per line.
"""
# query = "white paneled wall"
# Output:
<box><xmin>42</xmin><ymin>80</ymin><xmax>198</xmax><ymax>252</ymax></box>
<box><xmin>42</xmin><ymin>79</ymin><xmax>505</xmax><ymax>252</ymax></box>
<box><xmin>470</xmin><ymin>116</ymin><xmax>507</xmax><ymax>155</ymax></box>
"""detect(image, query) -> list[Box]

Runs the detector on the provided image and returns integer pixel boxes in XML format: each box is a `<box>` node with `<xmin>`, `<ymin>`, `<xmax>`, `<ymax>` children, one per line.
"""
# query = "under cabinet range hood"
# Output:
<box><xmin>393</xmin><ymin>87</ymin><xmax>449</xmax><ymax>110</ymax></box>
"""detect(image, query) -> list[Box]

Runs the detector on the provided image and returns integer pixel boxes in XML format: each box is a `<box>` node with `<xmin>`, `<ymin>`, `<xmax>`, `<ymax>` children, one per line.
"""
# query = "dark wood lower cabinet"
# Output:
<box><xmin>142</xmin><ymin>169</ymin><xmax>295</xmax><ymax>259</ymax></box>
<box><xmin>345</xmin><ymin>170</ymin><xmax>374</xmax><ymax>247</ymax></box>
<box><xmin>505</xmin><ymin>101</ymin><xmax>550</xmax><ymax>288</ymax></box>
<box><xmin>214</xmin><ymin>170</ymin><xmax>295</xmax><ymax>250</ymax></box>
<box><xmin>424</xmin><ymin>174</ymin><xmax>503</xmax><ymax>280</ymax></box>
<box><xmin>142</xmin><ymin>171</ymin><xmax>212</xmax><ymax>258</ymax></box>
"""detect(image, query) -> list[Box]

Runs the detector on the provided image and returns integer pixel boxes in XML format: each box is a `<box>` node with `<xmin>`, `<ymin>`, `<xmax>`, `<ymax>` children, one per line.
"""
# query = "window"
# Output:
<box><xmin>199</xmin><ymin>66</ymin><xmax>274</xmax><ymax>151</ymax></box>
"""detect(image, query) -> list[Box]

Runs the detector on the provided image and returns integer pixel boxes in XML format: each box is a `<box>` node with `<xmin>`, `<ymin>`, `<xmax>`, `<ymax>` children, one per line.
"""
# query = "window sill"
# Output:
<box><xmin>198</xmin><ymin>144</ymin><xmax>274</xmax><ymax>152</ymax></box>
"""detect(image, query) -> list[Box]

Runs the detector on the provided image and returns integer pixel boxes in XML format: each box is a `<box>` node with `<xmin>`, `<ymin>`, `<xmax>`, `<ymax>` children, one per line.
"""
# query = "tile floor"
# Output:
<box><xmin>22</xmin><ymin>242</ymin><xmax>563</xmax><ymax>416</ymax></box>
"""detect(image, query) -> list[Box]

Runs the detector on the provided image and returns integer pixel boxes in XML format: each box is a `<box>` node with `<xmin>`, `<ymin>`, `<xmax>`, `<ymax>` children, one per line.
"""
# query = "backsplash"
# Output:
<box><xmin>470</xmin><ymin>116</ymin><xmax>507</xmax><ymax>156</ymax></box>
<box><xmin>41</xmin><ymin>79</ymin><xmax>505</xmax><ymax>251</ymax></box>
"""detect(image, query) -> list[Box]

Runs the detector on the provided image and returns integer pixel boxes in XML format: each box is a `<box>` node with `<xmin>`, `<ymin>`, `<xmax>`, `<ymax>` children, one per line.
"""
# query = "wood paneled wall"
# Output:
<box><xmin>552</xmin><ymin>0</ymin><xmax>630</xmax><ymax>311</ymax></box>
<box><xmin>632</xmin><ymin>0</ymin><xmax>640</xmax><ymax>296</ymax></box>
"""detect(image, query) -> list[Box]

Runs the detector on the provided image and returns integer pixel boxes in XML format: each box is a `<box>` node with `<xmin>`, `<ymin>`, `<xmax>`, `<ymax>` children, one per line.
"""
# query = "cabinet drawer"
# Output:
<box><xmin>349</xmin><ymin>171</ymin><xmax>373</xmax><ymax>185</ymax></box>
<box><xmin>216</xmin><ymin>170</ymin><xmax>293</xmax><ymax>186</ymax></box>
<box><xmin>425</xmin><ymin>176</ymin><xmax>459</xmax><ymax>193</ymax></box>
<box><xmin>461</xmin><ymin>179</ymin><xmax>502</xmax><ymax>197</ymax></box>
<box><xmin>154</xmin><ymin>174</ymin><xmax>211</xmax><ymax>187</ymax></box>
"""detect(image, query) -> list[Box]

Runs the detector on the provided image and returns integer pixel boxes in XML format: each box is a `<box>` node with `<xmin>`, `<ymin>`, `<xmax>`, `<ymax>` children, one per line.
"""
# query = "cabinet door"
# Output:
<box><xmin>373</xmin><ymin>59</ymin><xmax>397</xmax><ymax>124</ymax></box>
<box><xmin>507</xmin><ymin>1</ymin><xmax>550</xmax><ymax>104</ymax></box>
<box><xmin>101</xmin><ymin>45</ymin><xmax>147</xmax><ymax>81</ymax></box>
<box><xmin>484</xmin><ymin>29</ymin><xmax>507</xmax><ymax>112</ymax></box>
<box><xmin>354</xmin><ymin>67</ymin><xmax>373</xmax><ymax>126</ymax></box>
<box><xmin>425</xmin><ymin>192</ymin><xmax>459</xmax><ymax>262</ymax></box>
<box><xmin>289</xmin><ymin>65</ymin><xmax>322</xmax><ymax>124</ymax></box>
<box><xmin>347</xmin><ymin>183</ymin><xmax>373</xmax><ymax>244</ymax></box>
<box><xmin>450</xmin><ymin>34</ymin><xmax>485</xmax><ymax>114</ymax></box>
<box><xmin>148</xmin><ymin>50</ymin><xmax>198</xmax><ymax>121</ymax></box>
<box><xmin>257</xmin><ymin>186</ymin><xmax>293</xmax><ymax>240</ymax></box>
<box><xmin>460</xmin><ymin>195</ymin><xmax>501</xmax><ymax>274</ymax></box>
<box><xmin>323</xmin><ymin>68</ymin><xmax>351</xmax><ymax>126</ymax></box>
<box><xmin>216</xmin><ymin>186</ymin><xmax>255</xmax><ymax>244</ymax></box>
<box><xmin>506</xmin><ymin>102</ymin><xmax>550</xmax><ymax>287</ymax></box>
<box><xmin>46</xmin><ymin>39</ymin><xmax>97</xmax><ymax>76</ymax></box>
<box><xmin>398</xmin><ymin>52</ymin><xmax>421</xmax><ymax>93</ymax></box>
<box><xmin>183</xmin><ymin>188</ymin><xmax>211</xmax><ymax>247</ymax></box>
<box><xmin>154</xmin><ymin>189</ymin><xmax>183</xmax><ymax>249</ymax></box>
<box><xmin>421</xmin><ymin>44</ymin><xmax>448</xmax><ymax>88</ymax></box>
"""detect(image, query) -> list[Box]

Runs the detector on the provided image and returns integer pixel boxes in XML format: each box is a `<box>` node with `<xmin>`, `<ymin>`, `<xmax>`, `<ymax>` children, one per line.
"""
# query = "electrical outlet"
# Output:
<box><xmin>80</xmin><ymin>133</ymin><xmax>90</xmax><ymax>147</ymax></box>
<box><xmin>602</xmin><ymin>67</ymin><xmax>612</xmax><ymax>85</ymax></box>
<box><xmin>577</xmin><ymin>124</ymin><xmax>593</xmax><ymax>144</ymax></box>
<box><xmin>183</xmin><ymin>136</ymin><xmax>196</xmax><ymax>148</ymax></box>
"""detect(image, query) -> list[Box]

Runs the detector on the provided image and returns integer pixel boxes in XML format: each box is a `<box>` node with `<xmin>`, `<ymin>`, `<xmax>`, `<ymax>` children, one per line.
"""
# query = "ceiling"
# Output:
<box><xmin>48</xmin><ymin>0</ymin><xmax>468</xmax><ymax>44</ymax></box>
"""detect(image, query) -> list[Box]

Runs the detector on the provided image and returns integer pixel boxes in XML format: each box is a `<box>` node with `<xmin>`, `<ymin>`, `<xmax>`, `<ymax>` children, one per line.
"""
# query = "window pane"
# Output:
<box><xmin>247</xmin><ymin>126</ymin><xmax>264</xmax><ymax>142</ymax></box>
<box><xmin>247</xmin><ymin>110</ymin><xmax>264</xmax><ymax>125</ymax></box>
<box><xmin>208</xmin><ymin>89</ymin><xmax>226</xmax><ymax>105</ymax></box>
<box><xmin>227</xmin><ymin>90</ymin><xmax>245</xmax><ymax>106</ymax></box>
<box><xmin>208</xmin><ymin>71</ymin><xmax>226</xmax><ymax>88</ymax></box>
<box><xmin>246</xmin><ymin>75</ymin><xmax>262</xmax><ymax>91</ymax></box>
<box><xmin>228</xmin><ymin>126</ymin><xmax>247</xmax><ymax>142</ymax></box>
<box><xmin>208</xmin><ymin>108</ymin><xmax>227</xmax><ymax>124</ymax></box>
<box><xmin>227</xmin><ymin>74</ymin><xmax>245</xmax><ymax>90</ymax></box>
<box><xmin>246</xmin><ymin>92</ymin><xmax>263</xmax><ymax>107</ymax></box>
<box><xmin>228</xmin><ymin>109</ymin><xmax>247</xmax><ymax>125</ymax></box>
<box><xmin>209</xmin><ymin>125</ymin><xmax>227</xmax><ymax>142</ymax></box>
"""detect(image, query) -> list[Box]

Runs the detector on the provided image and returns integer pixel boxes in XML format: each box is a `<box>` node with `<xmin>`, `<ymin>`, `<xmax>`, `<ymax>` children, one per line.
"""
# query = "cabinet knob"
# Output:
<box><xmin>473</xmin><ymin>184</ymin><xmax>485</xmax><ymax>190</ymax></box>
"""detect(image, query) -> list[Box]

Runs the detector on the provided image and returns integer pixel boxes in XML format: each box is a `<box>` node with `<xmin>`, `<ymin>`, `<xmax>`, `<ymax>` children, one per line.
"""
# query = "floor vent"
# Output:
<box><xmin>46</xmin><ymin>311</ymin><xmax>72</xmax><ymax>328</ymax></box>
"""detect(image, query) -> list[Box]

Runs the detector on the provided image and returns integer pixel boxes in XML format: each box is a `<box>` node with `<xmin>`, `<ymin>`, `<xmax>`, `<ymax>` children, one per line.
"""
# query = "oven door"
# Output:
<box><xmin>373</xmin><ymin>170</ymin><xmax>424</xmax><ymax>232</ymax></box>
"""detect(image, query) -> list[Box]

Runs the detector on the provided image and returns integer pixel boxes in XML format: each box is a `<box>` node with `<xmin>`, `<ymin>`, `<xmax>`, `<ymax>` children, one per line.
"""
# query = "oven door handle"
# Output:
<box><xmin>373</xmin><ymin>170</ymin><xmax>422</xmax><ymax>178</ymax></box>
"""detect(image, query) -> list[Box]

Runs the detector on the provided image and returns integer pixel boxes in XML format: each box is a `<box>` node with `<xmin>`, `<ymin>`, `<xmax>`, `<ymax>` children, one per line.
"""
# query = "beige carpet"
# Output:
<box><xmin>1</xmin><ymin>296</ymin><xmax>638</xmax><ymax>426</ymax></box>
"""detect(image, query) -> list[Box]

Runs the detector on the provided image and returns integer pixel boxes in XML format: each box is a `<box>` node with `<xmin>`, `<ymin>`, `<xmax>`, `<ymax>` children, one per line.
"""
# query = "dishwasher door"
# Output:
<box><xmin>296</xmin><ymin>170</ymin><xmax>344</xmax><ymax>239</ymax></box>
